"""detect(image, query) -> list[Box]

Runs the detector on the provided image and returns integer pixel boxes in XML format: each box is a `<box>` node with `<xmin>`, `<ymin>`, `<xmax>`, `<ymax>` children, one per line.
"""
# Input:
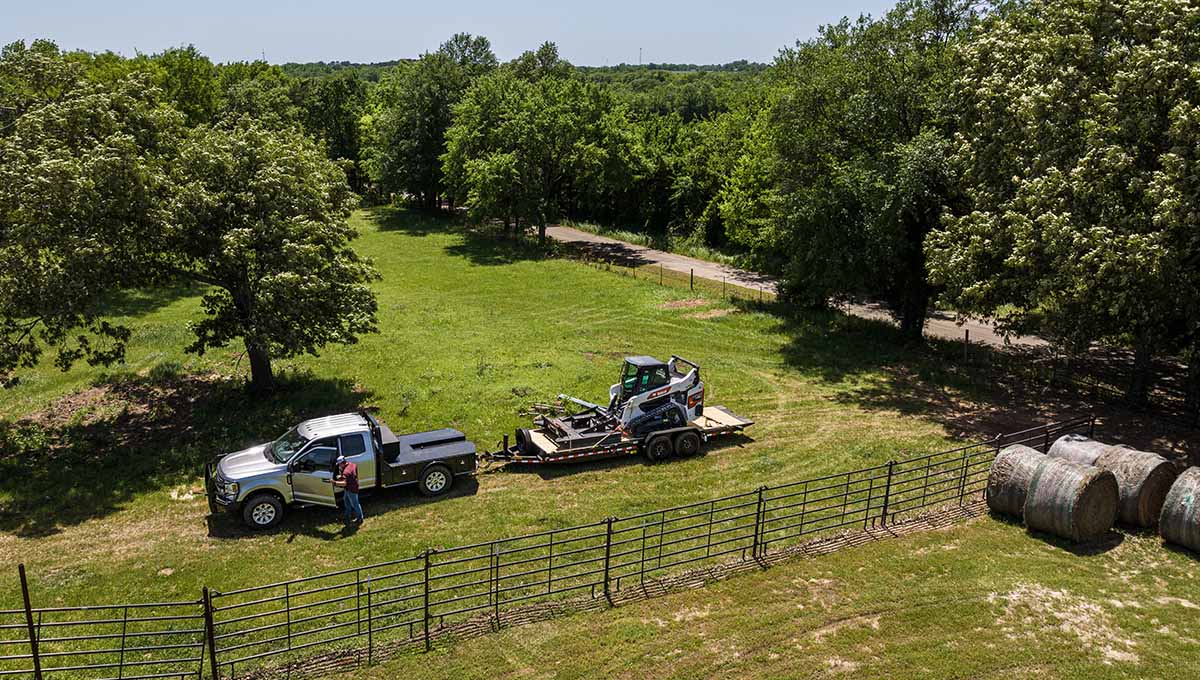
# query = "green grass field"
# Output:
<box><xmin>0</xmin><ymin>207</ymin><xmax>1195</xmax><ymax>679</ymax></box>
<box><xmin>344</xmin><ymin>515</ymin><xmax>1200</xmax><ymax>679</ymax></box>
<box><xmin>0</xmin><ymin>207</ymin><xmax>962</xmax><ymax>609</ymax></box>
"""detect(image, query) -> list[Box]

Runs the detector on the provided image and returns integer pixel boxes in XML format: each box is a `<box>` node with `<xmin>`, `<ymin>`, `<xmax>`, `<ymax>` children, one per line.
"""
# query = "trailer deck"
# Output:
<box><xmin>485</xmin><ymin>405</ymin><xmax>753</xmax><ymax>464</ymax></box>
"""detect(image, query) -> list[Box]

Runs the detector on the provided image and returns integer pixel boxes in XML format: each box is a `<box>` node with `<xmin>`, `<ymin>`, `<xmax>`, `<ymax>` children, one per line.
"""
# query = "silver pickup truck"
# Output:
<box><xmin>205</xmin><ymin>411</ymin><xmax>476</xmax><ymax>529</ymax></box>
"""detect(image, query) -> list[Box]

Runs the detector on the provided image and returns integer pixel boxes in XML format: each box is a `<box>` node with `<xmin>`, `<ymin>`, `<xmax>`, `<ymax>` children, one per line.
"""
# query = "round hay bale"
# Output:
<box><xmin>1093</xmin><ymin>445</ymin><xmax>1178</xmax><ymax>528</ymax></box>
<box><xmin>987</xmin><ymin>444</ymin><xmax>1046</xmax><ymax>519</ymax></box>
<box><xmin>1024</xmin><ymin>458</ymin><xmax>1119</xmax><ymax>542</ymax></box>
<box><xmin>1159</xmin><ymin>467</ymin><xmax>1200</xmax><ymax>553</ymax></box>
<box><xmin>1047</xmin><ymin>434</ymin><xmax>1110</xmax><ymax>466</ymax></box>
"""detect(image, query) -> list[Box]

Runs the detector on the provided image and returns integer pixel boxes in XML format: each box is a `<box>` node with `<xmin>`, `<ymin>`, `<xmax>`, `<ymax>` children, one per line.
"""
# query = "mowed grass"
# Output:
<box><xmin>0</xmin><ymin>207</ymin><xmax>1019</xmax><ymax>610</ymax></box>
<box><xmin>341</xmin><ymin>516</ymin><xmax>1200</xmax><ymax>680</ymax></box>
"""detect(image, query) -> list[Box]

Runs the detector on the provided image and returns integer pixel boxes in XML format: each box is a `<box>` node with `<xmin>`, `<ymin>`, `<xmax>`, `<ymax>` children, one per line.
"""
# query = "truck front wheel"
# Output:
<box><xmin>242</xmin><ymin>494</ymin><xmax>284</xmax><ymax>530</ymax></box>
<box><xmin>419</xmin><ymin>464</ymin><xmax>454</xmax><ymax>497</ymax></box>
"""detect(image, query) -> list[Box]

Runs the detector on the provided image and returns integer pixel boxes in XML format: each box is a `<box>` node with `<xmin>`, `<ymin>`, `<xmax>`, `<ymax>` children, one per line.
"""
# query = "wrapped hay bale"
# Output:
<box><xmin>1048</xmin><ymin>434</ymin><xmax>1110</xmax><ymax>466</ymax></box>
<box><xmin>1159</xmin><ymin>468</ymin><xmax>1200</xmax><ymax>553</ymax></box>
<box><xmin>1049</xmin><ymin>435</ymin><xmax>1178</xmax><ymax>528</ymax></box>
<box><xmin>1024</xmin><ymin>457</ymin><xmax>1119</xmax><ymax>542</ymax></box>
<box><xmin>1094</xmin><ymin>446</ymin><xmax>1178</xmax><ymax>527</ymax></box>
<box><xmin>987</xmin><ymin>444</ymin><xmax>1046</xmax><ymax>518</ymax></box>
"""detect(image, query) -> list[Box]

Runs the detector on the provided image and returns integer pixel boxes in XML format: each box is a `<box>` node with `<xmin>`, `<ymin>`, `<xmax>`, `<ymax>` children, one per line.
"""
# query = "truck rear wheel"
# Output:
<box><xmin>242</xmin><ymin>493</ymin><xmax>284</xmax><ymax>530</ymax></box>
<box><xmin>674</xmin><ymin>431</ymin><xmax>702</xmax><ymax>457</ymax></box>
<box><xmin>419</xmin><ymin>464</ymin><xmax>454</xmax><ymax>497</ymax></box>
<box><xmin>644</xmin><ymin>435</ymin><xmax>673</xmax><ymax>462</ymax></box>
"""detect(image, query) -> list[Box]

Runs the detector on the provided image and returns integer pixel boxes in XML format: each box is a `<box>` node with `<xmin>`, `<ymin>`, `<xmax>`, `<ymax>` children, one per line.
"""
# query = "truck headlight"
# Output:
<box><xmin>223</xmin><ymin>482</ymin><xmax>239</xmax><ymax>497</ymax></box>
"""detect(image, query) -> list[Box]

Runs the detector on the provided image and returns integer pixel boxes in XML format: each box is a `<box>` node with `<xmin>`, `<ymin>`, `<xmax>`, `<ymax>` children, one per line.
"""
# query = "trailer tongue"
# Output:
<box><xmin>484</xmin><ymin>355</ymin><xmax>753</xmax><ymax>464</ymax></box>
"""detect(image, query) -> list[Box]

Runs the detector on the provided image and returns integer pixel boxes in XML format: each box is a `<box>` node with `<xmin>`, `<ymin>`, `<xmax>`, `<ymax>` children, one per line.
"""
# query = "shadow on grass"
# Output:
<box><xmin>762</xmin><ymin>303</ymin><xmax>1200</xmax><ymax>463</ymax></box>
<box><xmin>366</xmin><ymin>206</ymin><xmax>547</xmax><ymax>268</ymax></box>
<box><xmin>0</xmin><ymin>365</ymin><xmax>373</xmax><ymax>538</ymax></box>
<box><xmin>205</xmin><ymin>477</ymin><xmax>480</xmax><ymax>541</ymax></box>
<box><xmin>100</xmin><ymin>280</ymin><xmax>206</xmax><ymax>317</ymax></box>
<box><xmin>369</xmin><ymin>206</ymin><xmax>460</xmax><ymax>237</ymax></box>
<box><xmin>989</xmin><ymin>511</ymin><xmax>1125</xmax><ymax>556</ymax></box>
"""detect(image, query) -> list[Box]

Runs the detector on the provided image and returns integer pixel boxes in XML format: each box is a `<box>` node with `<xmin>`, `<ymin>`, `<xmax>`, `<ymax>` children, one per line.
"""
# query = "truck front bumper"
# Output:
<box><xmin>204</xmin><ymin>459</ymin><xmax>240</xmax><ymax>516</ymax></box>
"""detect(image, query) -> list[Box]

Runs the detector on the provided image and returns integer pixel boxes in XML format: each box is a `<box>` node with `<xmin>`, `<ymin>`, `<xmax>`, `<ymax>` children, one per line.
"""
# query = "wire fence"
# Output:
<box><xmin>6</xmin><ymin>417</ymin><xmax>1093</xmax><ymax>680</ymax></box>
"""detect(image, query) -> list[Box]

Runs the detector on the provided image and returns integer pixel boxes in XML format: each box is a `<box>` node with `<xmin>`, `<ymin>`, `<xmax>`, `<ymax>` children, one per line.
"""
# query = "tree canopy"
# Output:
<box><xmin>926</xmin><ymin>0</ymin><xmax>1200</xmax><ymax>401</ymax></box>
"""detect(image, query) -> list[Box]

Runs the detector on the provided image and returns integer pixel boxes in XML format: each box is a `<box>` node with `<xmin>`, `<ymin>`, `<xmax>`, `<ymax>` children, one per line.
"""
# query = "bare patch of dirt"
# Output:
<box><xmin>825</xmin><ymin>657</ymin><xmax>860</xmax><ymax>673</ymax></box>
<box><xmin>810</xmin><ymin>613</ymin><xmax>881</xmax><ymax>642</ymax></box>
<box><xmin>658</xmin><ymin>298</ymin><xmax>708</xmax><ymax>309</ymax></box>
<box><xmin>989</xmin><ymin>582</ymin><xmax>1140</xmax><ymax>665</ymax></box>
<box><xmin>685</xmin><ymin>309</ymin><xmax>734</xmax><ymax>320</ymax></box>
<box><xmin>672</xmin><ymin>605</ymin><xmax>711</xmax><ymax>623</ymax></box>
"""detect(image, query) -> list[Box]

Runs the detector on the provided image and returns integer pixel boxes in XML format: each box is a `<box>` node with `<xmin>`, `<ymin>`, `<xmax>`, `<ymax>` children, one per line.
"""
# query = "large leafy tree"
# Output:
<box><xmin>725</xmin><ymin>0</ymin><xmax>973</xmax><ymax>340</ymax></box>
<box><xmin>167</xmin><ymin>121</ymin><xmax>379</xmax><ymax>393</ymax></box>
<box><xmin>0</xmin><ymin>40</ymin><xmax>182</xmax><ymax>381</ymax></box>
<box><xmin>291</xmin><ymin>72</ymin><xmax>368</xmax><ymax>190</ymax></box>
<box><xmin>151</xmin><ymin>45</ymin><xmax>220</xmax><ymax>125</ymax></box>
<box><xmin>926</xmin><ymin>0</ymin><xmax>1200</xmax><ymax>403</ymax></box>
<box><xmin>361</xmin><ymin>33</ymin><xmax>496</xmax><ymax>207</ymax></box>
<box><xmin>443</xmin><ymin>47</ymin><xmax>632</xmax><ymax>245</ymax></box>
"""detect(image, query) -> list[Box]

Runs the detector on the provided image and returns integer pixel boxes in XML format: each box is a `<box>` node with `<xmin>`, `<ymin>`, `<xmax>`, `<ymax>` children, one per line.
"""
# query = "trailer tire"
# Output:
<box><xmin>242</xmin><ymin>493</ymin><xmax>284</xmax><ymax>530</ymax></box>
<box><xmin>419</xmin><ymin>464</ymin><xmax>454</xmax><ymax>497</ymax></box>
<box><xmin>674</xmin><ymin>431</ymin><xmax>702</xmax><ymax>457</ymax></box>
<box><xmin>516</xmin><ymin>428</ymin><xmax>538</xmax><ymax>457</ymax></box>
<box><xmin>645</xmin><ymin>435</ymin><xmax>673</xmax><ymax>462</ymax></box>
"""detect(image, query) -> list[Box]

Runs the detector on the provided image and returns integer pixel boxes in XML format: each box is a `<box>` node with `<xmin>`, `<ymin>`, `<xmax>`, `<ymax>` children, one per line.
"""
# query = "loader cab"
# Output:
<box><xmin>618</xmin><ymin>356</ymin><xmax>671</xmax><ymax>401</ymax></box>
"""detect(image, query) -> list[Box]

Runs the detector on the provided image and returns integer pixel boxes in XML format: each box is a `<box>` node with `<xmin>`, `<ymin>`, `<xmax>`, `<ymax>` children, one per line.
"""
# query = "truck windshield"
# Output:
<box><xmin>269</xmin><ymin>427</ymin><xmax>309</xmax><ymax>463</ymax></box>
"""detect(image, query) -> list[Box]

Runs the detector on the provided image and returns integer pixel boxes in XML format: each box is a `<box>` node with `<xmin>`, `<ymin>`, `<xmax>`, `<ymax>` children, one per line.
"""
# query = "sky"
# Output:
<box><xmin>3</xmin><ymin>0</ymin><xmax>899</xmax><ymax>66</ymax></box>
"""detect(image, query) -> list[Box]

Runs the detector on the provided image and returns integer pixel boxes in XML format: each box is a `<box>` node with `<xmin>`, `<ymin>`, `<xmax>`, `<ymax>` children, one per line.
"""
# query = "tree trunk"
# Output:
<box><xmin>1127</xmin><ymin>333</ymin><xmax>1155</xmax><ymax>407</ymax></box>
<box><xmin>537</xmin><ymin>217</ymin><xmax>547</xmax><ymax>247</ymax></box>
<box><xmin>246</xmin><ymin>340</ymin><xmax>275</xmax><ymax>395</ymax></box>
<box><xmin>898</xmin><ymin>291</ymin><xmax>929</xmax><ymax>344</ymax></box>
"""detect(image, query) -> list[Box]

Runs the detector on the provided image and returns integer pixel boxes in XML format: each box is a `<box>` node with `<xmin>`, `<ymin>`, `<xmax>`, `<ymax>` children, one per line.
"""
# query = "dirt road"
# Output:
<box><xmin>546</xmin><ymin>225</ymin><xmax>1045</xmax><ymax>349</ymax></box>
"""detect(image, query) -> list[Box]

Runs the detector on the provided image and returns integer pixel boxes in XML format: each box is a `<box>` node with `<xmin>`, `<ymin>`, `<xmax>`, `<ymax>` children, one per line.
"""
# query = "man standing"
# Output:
<box><xmin>334</xmin><ymin>455</ymin><xmax>364</xmax><ymax>525</ymax></box>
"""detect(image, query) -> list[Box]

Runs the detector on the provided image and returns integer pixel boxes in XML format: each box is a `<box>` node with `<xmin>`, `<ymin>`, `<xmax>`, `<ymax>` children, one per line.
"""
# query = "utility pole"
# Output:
<box><xmin>638</xmin><ymin>47</ymin><xmax>642</xmax><ymax>66</ymax></box>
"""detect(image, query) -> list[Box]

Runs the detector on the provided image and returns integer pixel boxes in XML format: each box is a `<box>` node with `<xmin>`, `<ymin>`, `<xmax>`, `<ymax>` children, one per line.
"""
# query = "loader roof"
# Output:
<box><xmin>625</xmin><ymin>355</ymin><xmax>665</xmax><ymax>367</ymax></box>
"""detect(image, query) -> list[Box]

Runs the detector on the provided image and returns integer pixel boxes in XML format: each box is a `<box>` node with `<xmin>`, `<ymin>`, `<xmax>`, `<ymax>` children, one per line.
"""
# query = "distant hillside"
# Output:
<box><xmin>279</xmin><ymin>59</ymin><xmax>411</xmax><ymax>81</ymax></box>
<box><xmin>279</xmin><ymin>59</ymin><xmax>768</xmax><ymax>81</ymax></box>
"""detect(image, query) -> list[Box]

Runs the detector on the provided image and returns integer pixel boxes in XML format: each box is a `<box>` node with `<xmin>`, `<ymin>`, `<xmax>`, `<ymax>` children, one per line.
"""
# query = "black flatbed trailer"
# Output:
<box><xmin>484</xmin><ymin>405</ymin><xmax>753</xmax><ymax>464</ymax></box>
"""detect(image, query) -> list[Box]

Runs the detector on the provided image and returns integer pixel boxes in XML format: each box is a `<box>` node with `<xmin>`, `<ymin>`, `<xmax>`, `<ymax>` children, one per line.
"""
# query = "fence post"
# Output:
<box><xmin>880</xmin><ymin>461</ymin><xmax>895</xmax><ymax>526</ymax></box>
<box><xmin>202</xmin><ymin>587</ymin><xmax>217</xmax><ymax>680</ymax></box>
<box><xmin>422</xmin><ymin>550</ymin><xmax>432</xmax><ymax>652</ymax></box>
<box><xmin>18</xmin><ymin>565</ymin><xmax>42</xmax><ymax>680</ymax></box>
<box><xmin>690</xmin><ymin>269</ymin><xmax>694</xmax><ymax>291</ymax></box>
<box><xmin>956</xmin><ymin>448</ymin><xmax>970</xmax><ymax>506</ymax></box>
<box><xmin>365</xmin><ymin>581</ymin><xmax>373</xmax><ymax>667</ymax></box>
<box><xmin>722</xmin><ymin>277</ymin><xmax>726</xmax><ymax>299</ymax></box>
<box><xmin>602</xmin><ymin>517</ymin><xmax>614</xmax><ymax>603</ymax></box>
<box><xmin>752</xmin><ymin>486</ymin><xmax>765</xmax><ymax>558</ymax></box>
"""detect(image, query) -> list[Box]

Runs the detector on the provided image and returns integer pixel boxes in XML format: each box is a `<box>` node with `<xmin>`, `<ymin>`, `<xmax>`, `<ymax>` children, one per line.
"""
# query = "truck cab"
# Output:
<box><xmin>206</xmin><ymin>412</ymin><xmax>475</xmax><ymax>530</ymax></box>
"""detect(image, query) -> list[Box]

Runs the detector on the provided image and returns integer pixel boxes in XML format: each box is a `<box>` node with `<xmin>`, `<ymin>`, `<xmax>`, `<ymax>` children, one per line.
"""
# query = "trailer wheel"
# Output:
<box><xmin>516</xmin><ymin>428</ymin><xmax>538</xmax><ymax>456</ymax></box>
<box><xmin>644</xmin><ymin>435</ymin><xmax>673</xmax><ymax>462</ymax></box>
<box><xmin>419</xmin><ymin>464</ymin><xmax>454</xmax><ymax>497</ymax></box>
<box><xmin>242</xmin><ymin>493</ymin><xmax>284</xmax><ymax>530</ymax></box>
<box><xmin>674</xmin><ymin>431</ymin><xmax>702</xmax><ymax>457</ymax></box>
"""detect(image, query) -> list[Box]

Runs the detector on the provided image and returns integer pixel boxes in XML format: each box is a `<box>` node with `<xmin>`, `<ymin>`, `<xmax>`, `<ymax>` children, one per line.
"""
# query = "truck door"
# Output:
<box><xmin>338</xmin><ymin>433</ymin><xmax>375</xmax><ymax>489</ymax></box>
<box><xmin>290</xmin><ymin>438</ymin><xmax>338</xmax><ymax>507</ymax></box>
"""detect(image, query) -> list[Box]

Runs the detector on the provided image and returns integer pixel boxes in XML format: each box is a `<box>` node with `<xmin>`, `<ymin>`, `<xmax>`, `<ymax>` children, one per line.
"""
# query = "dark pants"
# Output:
<box><xmin>342</xmin><ymin>491</ymin><xmax>363</xmax><ymax>523</ymax></box>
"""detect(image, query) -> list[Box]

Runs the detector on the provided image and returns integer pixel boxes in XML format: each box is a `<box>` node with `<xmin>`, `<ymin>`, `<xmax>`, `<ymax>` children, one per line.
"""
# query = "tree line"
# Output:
<box><xmin>2</xmin><ymin>0</ymin><xmax>1198</xmax><ymax>404</ymax></box>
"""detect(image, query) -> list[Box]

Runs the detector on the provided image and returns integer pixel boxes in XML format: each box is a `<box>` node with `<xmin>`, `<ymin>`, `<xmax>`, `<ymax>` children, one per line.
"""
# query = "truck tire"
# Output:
<box><xmin>674</xmin><ymin>431</ymin><xmax>702</xmax><ymax>457</ymax></box>
<box><xmin>644</xmin><ymin>435</ymin><xmax>673</xmax><ymax>462</ymax></box>
<box><xmin>419</xmin><ymin>464</ymin><xmax>454</xmax><ymax>497</ymax></box>
<box><xmin>242</xmin><ymin>493</ymin><xmax>284</xmax><ymax>530</ymax></box>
